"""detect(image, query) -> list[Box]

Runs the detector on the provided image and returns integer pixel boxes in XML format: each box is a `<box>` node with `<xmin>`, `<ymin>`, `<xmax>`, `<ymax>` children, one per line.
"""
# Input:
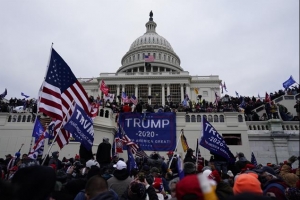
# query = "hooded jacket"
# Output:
<box><xmin>107</xmin><ymin>169</ymin><xmax>133</xmax><ymax>198</ymax></box>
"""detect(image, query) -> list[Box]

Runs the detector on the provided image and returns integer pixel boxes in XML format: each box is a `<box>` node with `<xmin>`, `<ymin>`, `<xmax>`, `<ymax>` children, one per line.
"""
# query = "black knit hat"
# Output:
<box><xmin>11</xmin><ymin>165</ymin><xmax>56</xmax><ymax>200</ymax></box>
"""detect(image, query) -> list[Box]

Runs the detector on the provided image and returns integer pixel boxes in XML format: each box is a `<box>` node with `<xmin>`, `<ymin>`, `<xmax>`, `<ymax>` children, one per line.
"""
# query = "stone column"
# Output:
<box><xmin>148</xmin><ymin>84</ymin><xmax>151</xmax><ymax>105</ymax></box>
<box><xmin>186</xmin><ymin>84</ymin><xmax>190</xmax><ymax>99</ymax></box>
<box><xmin>180</xmin><ymin>84</ymin><xmax>184</xmax><ymax>102</ymax></box>
<box><xmin>122</xmin><ymin>85</ymin><xmax>125</xmax><ymax>93</ymax></box>
<box><xmin>166</xmin><ymin>84</ymin><xmax>170</xmax><ymax>103</ymax></box>
<box><xmin>161</xmin><ymin>84</ymin><xmax>165</xmax><ymax>106</ymax></box>
<box><xmin>135</xmin><ymin>84</ymin><xmax>138</xmax><ymax>98</ymax></box>
<box><xmin>116</xmin><ymin>85</ymin><xmax>120</xmax><ymax>103</ymax></box>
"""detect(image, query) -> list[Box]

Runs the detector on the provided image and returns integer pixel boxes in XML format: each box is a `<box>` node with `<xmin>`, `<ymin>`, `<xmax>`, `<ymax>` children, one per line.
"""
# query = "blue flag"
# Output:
<box><xmin>235</xmin><ymin>91</ymin><xmax>239</xmax><ymax>98</ymax></box>
<box><xmin>239</xmin><ymin>97</ymin><xmax>246</xmax><ymax>109</ymax></box>
<box><xmin>32</xmin><ymin>119</ymin><xmax>44</xmax><ymax>142</ymax></box>
<box><xmin>21</xmin><ymin>92</ymin><xmax>30</xmax><ymax>98</ymax></box>
<box><xmin>63</xmin><ymin>103</ymin><xmax>94</xmax><ymax>150</ymax></box>
<box><xmin>177</xmin><ymin>154</ymin><xmax>184</xmax><ymax>180</ymax></box>
<box><xmin>127</xmin><ymin>146</ymin><xmax>137</xmax><ymax>173</ymax></box>
<box><xmin>48</xmin><ymin>120</ymin><xmax>55</xmax><ymax>145</ymax></box>
<box><xmin>251</xmin><ymin>152</ymin><xmax>257</xmax><ymax>166</ymax></box>
<box><xmin>283</xmin><ymin>76</ymin><xmax>296</xmax><ymax>89</ymax></box>
<box><xmin>200</xmin><ymin>117</ymin><xmax>236</xmax><ymax>162</ymax></box>
<box><xmin>0</xmin><ymin>88</ymin><xmax>7</xmax><ymax>99</ymax></box>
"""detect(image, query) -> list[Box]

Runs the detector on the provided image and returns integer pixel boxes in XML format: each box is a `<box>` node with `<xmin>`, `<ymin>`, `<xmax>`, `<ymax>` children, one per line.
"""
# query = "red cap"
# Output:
<box><xmin>208</xmin><ymin>170</ymin><xmax>221</xmax><ymax>183</ymax></box>
<box><xmin>176</xmin><ymin>175</ymin><xmax>204</xmax><ymax>200</ymax></box>
<box><xmin>167</xmin><ymin>151</ymin><xmax>173</xmax><ymax>155</ymax></box>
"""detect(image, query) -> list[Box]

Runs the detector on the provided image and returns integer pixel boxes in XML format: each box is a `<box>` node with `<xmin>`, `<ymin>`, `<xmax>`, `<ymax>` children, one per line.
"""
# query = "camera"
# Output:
<box><xmin>138</xmin><ymin>172</ymin><xmax>145</xmax><ymax>182</ymax></box>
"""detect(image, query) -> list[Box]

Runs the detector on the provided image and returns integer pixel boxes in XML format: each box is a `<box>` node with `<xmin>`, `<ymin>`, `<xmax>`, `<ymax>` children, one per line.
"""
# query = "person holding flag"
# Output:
<box><xmin>200</xmin><ymin>116</ymin><xmax>236</xmax><ymax>176</ymax></box>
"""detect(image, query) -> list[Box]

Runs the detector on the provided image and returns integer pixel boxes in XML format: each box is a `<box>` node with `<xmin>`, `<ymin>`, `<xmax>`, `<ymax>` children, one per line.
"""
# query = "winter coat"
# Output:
<box><xmin>216</xmin><ymin>181</ymin><xmax>234</xmax><ymax>200</ymax></box>
<box><xmin>96</xmin><ymin>141</ymin><xmax>111</xmax><ymax>165</ymax></box>
<box><xmin>107</xmin><ymin>169</ymin><xmax>133</xmax><ymax>198</ymax></box>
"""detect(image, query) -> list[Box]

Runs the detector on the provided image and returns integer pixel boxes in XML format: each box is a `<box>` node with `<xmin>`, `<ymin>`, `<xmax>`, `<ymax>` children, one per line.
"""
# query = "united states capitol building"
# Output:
<box><xmin>0</xmin><ymin>12</ymin><xmax>299</xmax><ymax>165</ymax></box>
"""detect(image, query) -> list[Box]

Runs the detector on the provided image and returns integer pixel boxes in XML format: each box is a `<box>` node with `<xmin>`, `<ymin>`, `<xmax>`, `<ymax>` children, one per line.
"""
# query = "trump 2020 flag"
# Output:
<box><xmin>200</xmin><ymin>117</ymin><xmax>236</xmax><ymax>162</ymax></box>
<box><xmin>283</xmin><ymin>76</ymin><xmax>296</xmax><ymax>89</ymax></box>
<box><xmin>63</xmin><ymin>103</ymin><xmax>94</xmax><ymax>150</ymax></box>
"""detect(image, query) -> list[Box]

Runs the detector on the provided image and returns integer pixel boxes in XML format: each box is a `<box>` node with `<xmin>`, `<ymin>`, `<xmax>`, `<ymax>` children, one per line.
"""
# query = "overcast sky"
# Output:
<box><xmin>0</xmin><ymin>0</ymin><xmax>299</xmax><ymax>100</ymax></box>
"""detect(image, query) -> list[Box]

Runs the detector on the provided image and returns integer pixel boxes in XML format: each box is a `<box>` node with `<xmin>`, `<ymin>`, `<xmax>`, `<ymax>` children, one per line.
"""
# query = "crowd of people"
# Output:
<box><xmin>0</xmin><ymin>140</ymin><xmax>299</xmax><ymax>200</ymax></box>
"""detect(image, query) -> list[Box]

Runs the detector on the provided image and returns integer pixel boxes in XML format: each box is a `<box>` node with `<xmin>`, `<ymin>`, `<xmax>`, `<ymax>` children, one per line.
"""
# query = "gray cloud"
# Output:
<box><xmin>0</xmin><ymin>0</ymin><xmax>298</xmax><ymax>99</ymax></box>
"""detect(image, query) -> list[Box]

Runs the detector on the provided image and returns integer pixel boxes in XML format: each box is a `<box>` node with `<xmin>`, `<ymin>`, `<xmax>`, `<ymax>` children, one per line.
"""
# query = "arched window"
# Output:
<box><xmin>214</xmin><ymin>115</ymin><xmax>219</xmax><ymax>122</ymax></box>
<box><xmin>8</xmin><ymin>115</ymin><xmax>11</xmax><ymax>122</ymax></box>
<box><xmin>203</xmin><ymin>115</ymin><xmax>207</xmax><ymax>120</ymax></box>
<box><xmin>153</xmin><ymin>53</ymin><xmax>156</xmax><ymax>59</ymax></box>
<box><xmin>148</xmin><ymin>37</ymin><xmax>150</xmax><ymax>43</ymax></box>
<box><xmin>22</xmin><ymin>115</ymin><xmax>26</xmax><ymax>122</ymax></box>
<box><xmin>143</xmin><ymin>53</ymin><xmax>145</xmax><ymax>59</ymax></box>
<box><xmin>12</xmin><ymin>115</ymin><xmax>17</xmax><ymax>122</ymax></box>
<box><xmin>138</xmin><ymin>54</ymin><xmax>140</xmax><ymax>60</ymax></box>
<box><xmin>282</xmin><ymin>125</ymin><xmax>285</xmax><ymax>130</ymax></box>
<box><xmin>253</xmin><ymin>126</ymin><xmax>256</xmax><ymax>130</ymax></box>
<box><xmin>105</xmin><ymin>110</ymin><xmax>109</xmax><ymax>118</ymax></box>
<box><xmin>159</xmin><ymin>54</ymin><xmax>161</xmax><ymax>59</ymax></box>
<box><xmin>168</xmin><ymin>56</ymin><xmax>170</xmax><ymax>61</ymax></box>
<box><xmin>153</xmin><ymin>37</ymin><xmax>155</xmax><ymax>43</ymax></box>
<box><xmin>249</xmin><ymin>126</ymin><xmax>252</xmax><ymax>130</ymax></box>
<box><xmin>208</xmin><ymin>115</ymin><xmax>213</xmax><ymax>122</ymax></box>
<box><xmin>262</xmin><ymin>125</ymin><xmax>265</xmax><ymax>130</ymax></box>
<box><xmin>27</xmin><ymin>115</ymin><xmax>31</xmax><ymax>122</ymax></box>
<box><xmin>191</xmin><ymin>115</ymin><xmax>196</xmax><ymax>122</ymax></box>
<box><xmin>238</xmin><ymin>115</ymin><xmax>243</xmax><ymax>122</ymax></box>
<box><xmin>17</xmin><ymin>115</ymin><xmax>22</xmax><ymax>122</ymax></box>
<box><xmin>197</xmin><ymin>115</ymin><xmax>201</xmax><ymax>122</ymax></box>
<box><xmin>220</xmin><ymin>115</ymin><xmax>224</xmax><ymax>122</ymax></box>
<box><xmin>99</xmin><ymin>109</ymin><xmax>104</xmax><ymax>117</ymax></box>
<box><xmin>164</xmin><ymin>55</ymin><xmax>166</xmax><ymax>60</ymax></box>
<box><xmin>133</xmin><ymin>55</ymin><xmax>135</xmax><ymax>61</ymax></box>
<box><xmin>186</xmin><ymin>115</ymin><xmax>190</xmax><ymax>122</ymax></box>
<box><xmin>257</xmin><ymin>126</ymin><xmax>261</xmax><ymax>130</ymax></box>
<box><xmin>295</xmin><ymin>126</ymin><xmax>299</xmax><ymax>130</ymax></box>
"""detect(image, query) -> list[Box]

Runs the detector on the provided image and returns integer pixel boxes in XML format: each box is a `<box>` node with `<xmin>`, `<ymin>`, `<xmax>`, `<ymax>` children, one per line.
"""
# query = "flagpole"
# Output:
<box><xmin>41</xmin><ymin>100</ymin><xmax>74</xmax><ymax>165</ymax></box>
<box><xmin>196</xmin><ymin>138</ymin><xmax>199</xmax><ymax>169</ymax></box>
<box><xmin>30</xmin><ymin>43</ymin><xmax>54</xmax><ymax>154</ymax></box>
<box><xmin>168</xmin><ymin>129</ymin><xmax>183</xmax><ymax>169</ymax></box>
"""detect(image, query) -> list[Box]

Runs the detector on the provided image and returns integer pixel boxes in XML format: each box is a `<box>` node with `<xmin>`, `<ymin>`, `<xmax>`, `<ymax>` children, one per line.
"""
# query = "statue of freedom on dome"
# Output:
<box><xmin>150</xmin><ymin>10</ymin><xmax>153</xmax><ymax>18</ymax></box>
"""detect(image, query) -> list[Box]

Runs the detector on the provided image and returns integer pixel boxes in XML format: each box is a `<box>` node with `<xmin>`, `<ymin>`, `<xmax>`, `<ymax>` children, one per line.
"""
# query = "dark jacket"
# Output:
<box><xmin>183</xmin><ymin>155</ymin><xmax>196</xmax><ymax>164</ymax></box>
<box><xmin>216</xmin><ymin>181</ymin><xmax>234</xmax><ymax>200</ymax></box>
<box><xmin>90</xmin><ymin>190</ymin><xmax>117</xmax><ymax>200</ymax></box>
<box><xmin>120</xmin><ymin>185</ymin><xmax>158</xmax><ymax>200</ymax></box>
<box><xmin>235</xmin><ymin>157</ymin><xmax>251</xmax><ymax>173</ymax></box>
<box><xmin>79</xmin><ymin>144</ymin><xmax>94</xmax><ymax>163</ymax></box>
<box><xmin>96</xmin><ymin>141</ymin><xmax>111</xmax><ymax>165</ymax></box>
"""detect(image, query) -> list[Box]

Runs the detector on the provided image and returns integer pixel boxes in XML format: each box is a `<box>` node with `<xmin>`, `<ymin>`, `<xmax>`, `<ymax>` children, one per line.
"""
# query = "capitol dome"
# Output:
<box><xmin>117</xmin><ymin>11</ymin><xmax>183</xmax><ymax>73</ymax></box>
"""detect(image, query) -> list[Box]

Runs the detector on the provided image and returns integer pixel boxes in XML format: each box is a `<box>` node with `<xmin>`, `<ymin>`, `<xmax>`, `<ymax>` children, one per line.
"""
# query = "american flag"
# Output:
<box><xmin>29</xmin><ymin>129</ymin><xmax>49</xmax><ymax>159</ymax></box>
<box><xmin>130</xmin><ymin>95</ymin><xmax>138</xmax><ymax>105</ymax></box>
<box><xmin>251</xmin><ymin>152</ymin><xmax>257</xmax><ymax>166</ymax></box>
<box><xmin>213</xmin><ymin>92</ymin><xmax>220</xmax><ymax>106</ymax></box>
<box><xmin>100</xmin><ymin>80</ymin><xmax>109</xmax><ymax>96</ymax></box>
<box><xmin>144</xmin><ymin>55</ymin><xmax>155</xmax><ymax>62</ymax></box>
<box><xmin>122</xmin><ymin>92</ymin><xmax>131</xmax><ymax>104</ymax></box>
<box><xmin>120</xmin><ymin>125</ymin><xmax>139</xmax><ymax>153</ymax></box>
<box><xmin>136</xmin><ymin>144</ymin><xmax>149</xmax><ymax>158</ymax></box>
<box><xmin>39</xmin><ymin>48</ymin><xmax>93</xmax><ymax>149</ymax></box>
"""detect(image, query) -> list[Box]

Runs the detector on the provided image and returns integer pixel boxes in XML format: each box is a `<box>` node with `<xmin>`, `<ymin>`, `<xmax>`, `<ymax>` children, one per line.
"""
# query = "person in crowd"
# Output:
<box><xmin>209</xmin><ymin>169</ymin><xmax>234</xmax><ymax>199</ymax></box>
<box><xmin>183</xmin><ymin>148</ymin><xmax>196</xmax><ymax>164</ymax></box>
<box><xmin>49</xmin><ymin>151</ymin><xmax>62</xmax><ymax>170</ymax></box>
<box><xmin>11</xmin><ymin>165</ymin><xmax>56</xmax><ymax>200</ymax></box>
<box><xmin>166</xmin><ymin>151</ymin><xmax>178</xmax><ymax>176</ymax></box>
<box><xmin>255</xmin><ymin>166</ymin><xmax>289</xmax><ymax>199</ymax></box>
<box><xmin>233</xmin><ymin>173</ymin><xmax>263</xmax><ymax>196</ymax></box>
<box><xmin>176</xmin><ymin>173</ymin><xmax>218</xmax><ymax>200</ymax></box>
<box><xmin>147</xmin><ymin>152</ymin><xmax>164</xmax><ymax>173</ymax></box>
<box><xmin>85</xmin><ymin>175</ymin><xmax>117</xmax><ymax>200</ymax></box>
<box><xmin>107</xmin><ymin>160</ymin><xmax>133</xmax><ymax>198</ymax></box>
<box><xmin>270</xmin><ymin>102</ymin><xmax>279</xmax><ymax>119</ymax></box>
<box><xmin>168</xmin><ymin>177</ymin><xmax>179</xmax><ymax>199</ymax></box>
<box><xmin>235</xmin><ymin>152</ymin><xmax>251</xmax><ymax>174</ymax></box>
<box><xmin>294</xmin><ymin>100</ymin><xmax>300</xmax><ymax>119</ymax></box>
<box><xmin>79</xmin><ymin>143</ymin><xmax>94</xmax><ymax>164</ymax></box>
<box><xmin>183</xmin><ymin>162</ymin><xmax>197</xmax><ymax>176</ymax></box>
<box><xmin>211</xmin><ymin>152</ymin><xmax>228</xmax><ymax>176</ymax></box>
<box><xmin>96</xmin><ymin>137</ymin><xmax>111</xmax><ymax>168</ymax></box>
<box><xmin>120</xmin><ymin>177</ymin><xmax>158</xmax><ymax>200</ymax></box>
